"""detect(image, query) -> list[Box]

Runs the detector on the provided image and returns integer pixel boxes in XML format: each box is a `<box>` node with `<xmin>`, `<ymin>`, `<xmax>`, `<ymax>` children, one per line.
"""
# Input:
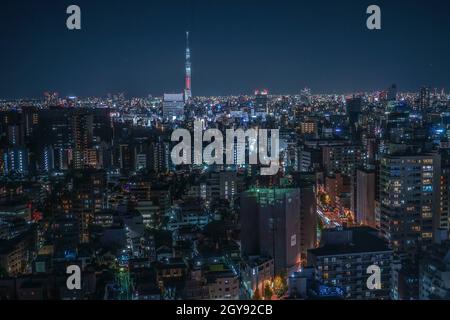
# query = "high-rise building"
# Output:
<box><xmin>64</xmin><ymin>170</ymin><xmax>107</xmax><ymax>243</ymax></box>
<box><xmin>119</xmin><ymin>144</ymin><xmax>133</xmax><ymax>172</ymax></box>
<box><xmin>219</xmin><ymin>171</ymin><xmax>241</xmax><ymax>202</ymax></box>
<box><xmin>300</xmin><ymin>87</ymin><xmax>312</xmax><ymax>104</ymax></box>
<box><xmin>149</xmin><ymin>140</ymin><xmax>171</xmax><ymax>173</ymax></box>
<box><xmin>163</xmin><ymin>93</ymin><xmax>185</xmax><ymax>120</ymax></box>
<box><xmin>184</xmin><ymin>31</ymin><xmax>192</xmax><ymax>102</ymax></box>
<box><xmin>92</xmin><ymin>108</ymin><xmax>113</xmax><ymax>145</ymax></box>
<box><xmin>241</xmin><ymin>188</ymin><xmax>301</xmax><ymax>275</ymax></box>
<box><xmin>387</xmin><ymin>84</ymin><xmax>397</xmax><ymax>102</ymax></box>
<box><xmin>72</xmin><ymin>112</ymin><xmax>94</xmax><ymax>169</ymax></box>
<box><xmin>135</xmin><ymin>153</ymin><xmax>147</xmax><ymax>171</ymax></box>
<box><xmin>307</xmin><ymin>227</ymin><xmax>393</xmax><ymax>300</ymax></box>
<box><xmin>7</xmin><ymin>124</ymin><xmax>24</xmax><ymax>146</ymax></box>
<box><xmin>2</xmin><ymin>147</ymin><xmax>29</xmax><ymax>175</ymax></box>
<box><xmin>419</xmin><ymin>86</ymin><xmax>431</xmax><ymax>110</ymax></box>
<box><xmin>38</xmin><ymin>145</ymin><xmax>55</xmax><ymax>173</ymax></box>
<box><xmin>37</xmin><ymin>107</ymin><xmax>71</xmax><ymax>147</ymax></box>
<box><xmin>356</xmin><ymin>168</ymin><xmax>376</xmax><ymax>228</ymax></box>
<box><xmin>298</xmin><ymin>147</ymin><xmax>322</xmax><ymax>173</ymax></box>
<box><xmin>72</xmin><ymin>112</ymin><xmax>93</xmax><ymax>151</ymax></box>
<box><xmin>346</xmin><ymin>97</ymin><xmax>362</xmax><ymax>124</ymax></box>
<box><xmin>22</xmin><ymin>106</ymin><xmax>39</xmax><ymax>138</ymax></box>
<box><xmin>322</xmin><ymin>144</ymin><xmax>361</xmax><ymax>176</ymax></box>
<box><xmin>380</xmin><ymin>152</ymin><xmax>441</xmax><ymax>261</ymax></box>
<box><xmin>0</xmin><ymin>111</ymin><xmax>21</xmax><ymax>130</ymax></box>
<box><xmin>254</xmin><ymin>90</ymin><xmax>269</xmax><ymax>114</ymax></box>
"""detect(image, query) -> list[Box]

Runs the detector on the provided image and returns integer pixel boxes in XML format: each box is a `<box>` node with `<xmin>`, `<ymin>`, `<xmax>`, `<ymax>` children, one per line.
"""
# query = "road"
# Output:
<box><xmin>317</xmin><ymin>206</ymin><xmax>341</xmax><ymax>228</ymax></box>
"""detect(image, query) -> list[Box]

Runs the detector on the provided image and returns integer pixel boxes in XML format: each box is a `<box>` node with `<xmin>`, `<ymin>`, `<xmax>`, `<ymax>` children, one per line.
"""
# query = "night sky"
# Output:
<box><xmin>1</xmin><ymin>0</ymin><xmax>450</xmax><ymax>98</ymax></box>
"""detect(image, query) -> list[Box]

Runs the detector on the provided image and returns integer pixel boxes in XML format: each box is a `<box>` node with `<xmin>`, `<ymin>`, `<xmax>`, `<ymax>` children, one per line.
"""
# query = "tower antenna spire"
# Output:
<box><xmin>184</xmin><ymin>31</ymin><xmax>192</xmax><ymax>102</ymax></box>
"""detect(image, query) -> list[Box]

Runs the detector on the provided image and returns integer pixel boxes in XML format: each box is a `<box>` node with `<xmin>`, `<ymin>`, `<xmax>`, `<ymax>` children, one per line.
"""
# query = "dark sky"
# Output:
<box><xmin>1</xmin><ymin>0</ymin><xmax>450</xmax><ymax>98</ymax></box>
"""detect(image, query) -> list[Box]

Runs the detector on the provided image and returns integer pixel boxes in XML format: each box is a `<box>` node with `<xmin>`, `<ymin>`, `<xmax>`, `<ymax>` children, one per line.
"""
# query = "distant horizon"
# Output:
<box><xmin>0</xmin><ymin>86</ymin><xmax>448</xmax><ymax>101</ymax></box>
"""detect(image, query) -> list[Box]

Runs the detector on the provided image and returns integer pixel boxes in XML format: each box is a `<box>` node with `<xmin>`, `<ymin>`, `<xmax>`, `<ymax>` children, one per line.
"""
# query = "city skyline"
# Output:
<box><xmin>2</xmin><ymin>0</ymin><xmax>450</xmax><ymax>303</ymax></box>
<box><xmin>1</xmin><ymin>0</ymin><xmax>450</xmax><ymax>98</ymax></box>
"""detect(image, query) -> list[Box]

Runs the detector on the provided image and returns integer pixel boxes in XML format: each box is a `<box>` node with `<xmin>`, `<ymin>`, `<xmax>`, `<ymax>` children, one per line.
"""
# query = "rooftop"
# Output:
<box><xmin>308</xmin><ymin>227</ymin><xmax>391</xmax><ymax>257</ymax></box>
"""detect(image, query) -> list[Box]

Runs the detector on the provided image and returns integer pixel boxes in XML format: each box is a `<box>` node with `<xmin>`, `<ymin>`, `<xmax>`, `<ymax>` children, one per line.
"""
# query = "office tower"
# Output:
<box><xmin>298</xmin><ymin>147</ymin><xmax>321</xmax><ymax>173</ymax></box>
<box><xmin>254</xmin><ymin>90</ymin><xmax>269</xmax><ymax>114</ymax></box>
<box><xmin>419</xmin><ymin>86</ymin><xmax>431</xmax><ymax>110</ymax></box>
<box><xmin>133</xmin><ymin>140</ymin><xmax>148</xmax><ymax>172</ymax></box>
<box><xmin>135</xmin><ymin>153</ymin><xmax>147</xmax><ymax>171</ymax></box>
<box><xmin>346</xmin><ymin>97</ymin><xmax>362</xmax><ymax>124</ymax></box>
<box><xmin>2</xmin><ymin>147</ymin><xmax>29</xmax><ymax>175</ymax></box>
<box><xmin>380</xmin><ymin>152</ymin><xmax>441</xmax><ymax>261</ymax></box>
<box><xmin>307</xmin><ymin>227</ymin><xmax>393</xmax><ymax>300</ymax></box>
<box><xmin>300</xmin><ymin>87</ymin><xmax>312</xmax><ymax>104</ymax></box>
<box><xmin>184</xmin><ymin>31</ymin><xmax>192</xmax><ymax>102</ymax></box>
<box><xmin>0</xmin><ymin>111</ymin><xmax>21</xmax><ymax>129</ymax></box>
<box><xmin>54</xmin><ymin>147</ymin><xmax>71</xmax><ymax>171</ymax></box>
<box><xmin>92</xmin><ymin>108</ymin><xmax>113</xmax><ymax>144</ymax></box>
<box><xmin>37</xmin><ymin>107</ymin><xmax>71</xmax><ymax>147</ymax></box>
<box><xmin>22</xmin><ymin>106</ymin><xmax>39</xmax><ymax>138</ymax></box>
<box><xmin>39</xmin><ymin>145</ymin><xmax>55</xmax><ymax>173</ymax></box>
<box><xmin>322</xmin><ymin>144</ymin><xmax>361</xmax><ymax>176</ymax></box>
<box><xmin>387</xmin><ymin>84</ymin><xmax>397</xmax><ymax>102</ymax></box>
<box><xmin>72</xmin><ymin>112</ymin><xmax>94</xmax><ymax>169</ymax></box>
<box><xmin>149</xmin><ymin>140</ymin><xmax>171</xmax><ymax>173</ymax></box>
<box><xmin>219</xmin><ymin>171</ymin><xmax>240</xmax><ymax>202</ymax></box>
<box><xmin>163</xmin><ymin>93</ymin><xmax>185</xmax><ymax>120</ymax></box>
<box><xmin>385</xmin><ymin>110</ymin><xmax>411</xmax><ymax>144</ymax></box>
<box><xmin>67</xmin><ymin>170</ymin><xmax>107</xmax><ymax>243</ymax></box>
<box><xmin>363</xmin><ymin>137</ymin><xmax>378</xmax><ymax>165</ymax></box>
<box><xmin>72</xmin><ymin>112</ymin><xmax>94</xmax><ymax>150</ymax></box>
<box><xmin>356</xmin><ymin>168</ymin><xmax>376</xmax><ymax>228</ymax></box>
<box><xmin>284</xmin><ymin>140</ymin><xmax>300</xmax><ymax>172</ymax></box>
<box><xmin>241</xmin><ymin>188</ymin><xmax>301</xmax><ymax>275</ymax></box>
<box><xmin>7</xmin><ymin>124</ymin><xmax>24</xmax><ymax>146</ymax></box>
<box><xmin>119</xmin><ymin>144</ymin><xmax>133</xmax><ymax>172</ymax></box>
<box><xmin>1</xmin><ymin>112</ymin><xmax>23</xmax><ymax>147</ymax></box>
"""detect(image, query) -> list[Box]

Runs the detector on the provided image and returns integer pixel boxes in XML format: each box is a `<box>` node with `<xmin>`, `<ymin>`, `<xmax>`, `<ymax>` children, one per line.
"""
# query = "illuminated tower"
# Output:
<box><xmin>184</xmin><ymin>31</ymin><xmax>192</xmax><ymax>102</ymax></box>
<box><xmin>72</xmin><ymin>112</ymin><xmax>94</xmax><ymax>170</ymax></box>
<box><xmin>380</xmin><ymin>152</ymin><xmax>441</xmax><ymax>262</ymax></box>
<box><xmin>419</xmin><ymin>86</ymin><xmax>431</xmax><ymax>110</ymax></box>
